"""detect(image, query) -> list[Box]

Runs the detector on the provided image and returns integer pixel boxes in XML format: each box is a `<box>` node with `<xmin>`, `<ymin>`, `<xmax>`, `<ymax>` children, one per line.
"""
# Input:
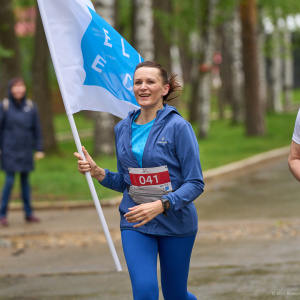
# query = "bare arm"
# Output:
<box><xmin>288</xmin><ymin>141</ymin><xmax>300</xmax><ymax>181</ymax></box>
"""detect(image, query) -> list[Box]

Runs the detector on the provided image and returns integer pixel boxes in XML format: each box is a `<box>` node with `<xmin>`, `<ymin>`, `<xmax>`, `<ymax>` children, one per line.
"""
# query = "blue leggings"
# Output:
<box><xmin>121</xmin><ymin>230</ymin><xmax>197</xmax><ymax>300</ymax></box>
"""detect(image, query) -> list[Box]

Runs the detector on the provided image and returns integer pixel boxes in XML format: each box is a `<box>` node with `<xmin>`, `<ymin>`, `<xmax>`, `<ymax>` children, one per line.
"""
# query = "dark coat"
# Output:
<box><xmin>0</xmin><ymin>82</ymin><xmax>43</xmax><ymax>173</ymax></box>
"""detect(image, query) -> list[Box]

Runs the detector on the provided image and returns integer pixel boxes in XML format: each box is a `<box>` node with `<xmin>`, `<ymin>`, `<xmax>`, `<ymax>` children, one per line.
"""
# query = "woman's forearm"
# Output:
<box><xmin>288</xmin><ymin>158</ymin><xmax>300</xmax><ymax>181</ymax></box>
<box><xmin>288</xmin><ymin>141</ymin><xmax>300</xmax><ymax>181</ymax></box>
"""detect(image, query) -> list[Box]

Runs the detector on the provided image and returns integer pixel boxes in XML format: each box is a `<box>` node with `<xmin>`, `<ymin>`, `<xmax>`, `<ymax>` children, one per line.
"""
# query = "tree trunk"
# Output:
<box><xmin>0</xmin><ymin>0</ymin><xmax>22</xmax><ymax>99</ymax></box>
<box><xmin>32</xmin><ymin>4</ymin><xmax>57</xmax><ymax>154</ymax></box>
<box><xmin>186</xmin><ymin>0</ymin><xmax>202</xmax><ymax>123</ymax></box>
<box><xmin>132</xmin><ymin>0</ymin><xmax>154</xmax><ymax>60</ymax></box>
<box><xmin>170</xmin><ymin>45</ymin><xmax>184</xmax><ymax>88</ymax></box>
<box><xmin>94</xmin><ymin>0</ymin><xmax>115</xmax><ymax>27</ymax></box>
<box><xmin>240</xmin><ymin>0</ymin><xmax>265</xmax><ymax>136</ymax></box>
<box><xmin>257</xmin><ymin>6</ymin><xmax>268</xmax><ymax>113</ymax></box>
<box><xmin>179</xmin><ymin>45</ymin><xmax>193</xmax><ymax>87</ymax></box>
<box><xmin>153</xmin><ymin>0</ymin><xmax>171</xmax><ymax>72</ymax></box>
<box><xmin>269</xmin><ymin>18</ymin><xmax>283</xmax><ymax>113</ymax></box>
<box><xmin>93</xmin><ymin>0</ymin><xmax>118</xmax><ymax>156</ymax></box>
<box><xmin>188</xmin><ymin>32</ymin><xmax>201</xmax><ymax>123</ymax></box>
<box><xmin>230</xmin><ymin>9</ymin><xmax>245</xmax><ymax>123</ymax></box>
<box><xmin>219</xmin><ymin>24</ymin><xmax>231</xmax><ymax>120</ymax></box>
<box><xmin>197</xmin><ymin>0</ymin><xmax>217</xmax><ymax>138</ymax></box>
<box><xmin>282</xmin><ymin>20</ymin><xmax>293</xmax><ymax>110</ymax></box>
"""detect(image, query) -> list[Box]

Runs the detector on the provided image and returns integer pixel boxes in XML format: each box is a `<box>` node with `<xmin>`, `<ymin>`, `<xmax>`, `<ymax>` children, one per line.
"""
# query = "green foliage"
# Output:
<box><xmin>20</xmin><ymin>36</ymin><xmax>34</xmax><ymax>87</ymax></box>
<box><xmin>13</xmin><ymin>0</ymin><xmax>35</xmax><ymax>8</ymax></box>
<box><xmin>54</xmin><ymin>112</ymin><xmax>93</xmax><ymax>133</ymax></box>
<box><xmin>212</xmin><ymin>0</ymin><xmax>239</xmax><ymax>27</ymax></box>
<box><xmin>117</xmin><ymin>0</ymin><xmax>133</xmax><ymax>42</ymax></box>
<box><xmin>0</xmin><ymin>46</ymin><xmax>14</xmax><ymax>59</ymax></box>
<box><xmin>292</xmin><ymin>88</ymin><xmax>300</xmax><ymax>103</ymax></box>
<box><xmin>153</xmin><ymin>0</ymin><xmax>239</xmax><ymax>60</ymax></box>
<box><xmin>258</xmin><ymin>0</ymin><xmax>300</xmax><ymax>18</ymax></box>
<box><xmin>197</xmin><ymin>111</ymin><xmax>296</xmax><ymax>170</ymax></box>
<box><xmin>153</xmin><ymin>0</ymin><xmax>203</xmax><ymax>48</ymax></box>
<box><xmin>29</xmin><ymin>139</ymin><xmax>120</xmax><ymax>202</ymax></box>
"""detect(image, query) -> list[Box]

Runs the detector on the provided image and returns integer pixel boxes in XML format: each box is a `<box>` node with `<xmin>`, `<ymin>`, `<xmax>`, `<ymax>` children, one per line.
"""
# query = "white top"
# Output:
<box><xmin>292</xmin><ymin>109</ymin><xmax>300</xmax><ymax>145</ymax></box>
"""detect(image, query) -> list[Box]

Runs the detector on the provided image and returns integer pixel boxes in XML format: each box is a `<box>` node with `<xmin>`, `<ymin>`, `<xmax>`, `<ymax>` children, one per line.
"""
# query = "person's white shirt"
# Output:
<box><xmin>289</xmin><ymin>109</ymin><xmax>300</xmax><ymax>181</ymax></box>
<box><xmin>292</xmin><ymin>109</ymin><xmax>300</xmax><ymax>145</ymax></box>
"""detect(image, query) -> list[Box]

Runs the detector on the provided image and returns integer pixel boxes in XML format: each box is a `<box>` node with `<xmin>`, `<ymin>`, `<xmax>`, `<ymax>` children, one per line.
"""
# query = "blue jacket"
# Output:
<box><xmin>0</xmin><ymin>86</ymin><xmax>43</xmax><ymax>173</ymax></box>
<box><xmin>100</xmin><ymin>105</ymin><xmax>204</xmax><ymax>236</ymax></box>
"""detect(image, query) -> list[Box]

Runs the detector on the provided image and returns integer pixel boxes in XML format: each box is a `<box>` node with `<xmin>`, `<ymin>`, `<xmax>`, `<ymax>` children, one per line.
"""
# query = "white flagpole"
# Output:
<box><xmin>68</xmin><ymin>114</ymin><xmax>122</xmax><ymax>272</ymax></box>
<box><xmin>37</xmin><ymin>0</ymin><xmax>122</xmax><ymax>272</ymax></box>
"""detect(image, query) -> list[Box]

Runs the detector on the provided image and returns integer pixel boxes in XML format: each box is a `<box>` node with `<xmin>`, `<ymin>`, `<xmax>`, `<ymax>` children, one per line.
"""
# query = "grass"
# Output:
<box><xmin>0</xmin><ymin>105</ymin><xmax>298</xmax><ymax>203</ymax></box>
<box><xmin>54</xmin><ymin>112</ymin><xmax>94</xmax><ymax>133</ymax></box>
<box><xmin>197</xmin><ymin>111</ymin><xmax>297</xmax><ymax>170</ymax></box>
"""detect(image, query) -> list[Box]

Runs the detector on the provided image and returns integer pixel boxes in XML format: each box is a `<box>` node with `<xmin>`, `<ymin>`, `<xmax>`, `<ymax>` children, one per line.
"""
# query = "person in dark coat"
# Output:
<box><xmin>0</xmin><ymin>78</ymin><xmax>44</xmax><ymax>226</ymax></box>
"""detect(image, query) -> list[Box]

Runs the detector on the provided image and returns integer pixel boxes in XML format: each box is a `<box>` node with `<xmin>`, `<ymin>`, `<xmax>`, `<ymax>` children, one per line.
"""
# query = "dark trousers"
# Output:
<box><xmin>0</xmin><ymin>172</ymin><xmax>33</xmax><ymax>218</ymax></box>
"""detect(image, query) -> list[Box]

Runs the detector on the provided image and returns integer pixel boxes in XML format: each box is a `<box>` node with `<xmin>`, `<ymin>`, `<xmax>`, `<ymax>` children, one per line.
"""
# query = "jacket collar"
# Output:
<box><xmin>126</xmin><ymin>104</ymin><xmax>181</xmax><ymax>126</ymax></box>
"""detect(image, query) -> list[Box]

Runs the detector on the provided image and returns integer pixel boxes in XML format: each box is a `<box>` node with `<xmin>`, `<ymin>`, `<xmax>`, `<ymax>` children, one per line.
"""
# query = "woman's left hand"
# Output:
<box><xmin>125</xmin><ymin>200</ymin><xmax>164</xmax><ymax>228</ymax></box>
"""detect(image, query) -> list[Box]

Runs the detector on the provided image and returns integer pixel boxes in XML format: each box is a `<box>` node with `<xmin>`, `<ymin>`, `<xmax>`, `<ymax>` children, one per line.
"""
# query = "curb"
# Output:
<box><xmin>203</xmin><ymin>145</ymin><xmax>290</xmax><ymax>182</ymax></box>
<box><xmin>10</xmin><ymin>146</ymin><xmax>290</xmax><ymax>211</ymax></box>
<box><xmin>10</xmin><ymin>196</ymin><xmax>122</xmax><ymax>211</ymax></box>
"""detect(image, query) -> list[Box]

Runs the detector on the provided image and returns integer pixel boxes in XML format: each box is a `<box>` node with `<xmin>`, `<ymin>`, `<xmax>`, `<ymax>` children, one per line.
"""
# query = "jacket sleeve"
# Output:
<box><xmin>99</xmin><ymin>127</ymin><xmax>127</xmax><ymax>193</ymax></box>
<box><xmin>32</xmin><ymin>104</ymin><xmax>43</xmax><ymax>151</ymax></box>
<box><xmin>0</xmin><ymin>103</ymin><xmax>5</xmax><ymax>151</ymax></box>
<box><xmin>162</xmin><ymin>122</ymin><xmax>204</xmax><ymax>211</ymax></box>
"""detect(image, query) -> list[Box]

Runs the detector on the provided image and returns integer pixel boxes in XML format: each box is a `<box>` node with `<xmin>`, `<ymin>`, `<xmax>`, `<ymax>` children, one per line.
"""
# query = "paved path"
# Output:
<box><xmin>0</xmin><ymin>156</ymin><xmax>300</xmax><ymax>300</ymax></box>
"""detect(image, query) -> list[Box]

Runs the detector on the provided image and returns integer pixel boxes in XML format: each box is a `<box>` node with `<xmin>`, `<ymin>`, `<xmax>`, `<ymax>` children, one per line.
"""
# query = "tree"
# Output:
<box><xmin>0</xmin><ymin>0</ymin><xmax>22</xmax><ymax>98</ymax></box>
<box><xmin>32</xmin><ymin>3</ymin><xmax>57</xmax><ymax>153</ymax></box>
<box><xmin>269</xmin><ymin>14</ymin><xmax>283</xmax><ymax>112</ymax></box>
<box><xmin>115</xmin><ymin>0</ymin><xmax>133</xmax><ymax>43</ymax></box>
<box><xmin>257</xmin><ymin>6</ymin><xmax>268</xmax><ymax>113</ymax></box>
<box><xmin>152</xmin><ymin>0</ymin><xmax>193</xmax><ymax>90</ymax></box>
<box><xmin>132</xmin><ymin>0</ymin><xmax>154</xmax><ymax>60</ymax></box>
<box><xmin>219</xmin><ymin>9</ymin><xmax>244</xmax><ymax>123</ymax></box>
<box><xmin>240</xmin><ymin>0</ymin><xmax>265</xmax><ymax>136</ymax></box>
<box><xmin>93</xmin><ymin>0</ymin><xmax>119</xmax><ymax>156</ymax></box>
<box><xmin>153</xmin><ymin>0</ymin><xmax>171</xmax><ymax>72</ymax></box>
<box><xmin>186</xmin><ymin>0</ymin><xmax>216</xmax><ymax>129</ymax></box>
<box><xmin>259</xmin><ymin>0</ymin><xmax>300</xmax><ymax>112</ymax></box>
<box><xmin>195</xmin><ymin>0</ymin><xmax>217</xmax><ymax>138</ymax></box>
<box><xmin>282</xmin><ymin>19</ymin><xmax>293</xmax><ymax>109</ymax></box>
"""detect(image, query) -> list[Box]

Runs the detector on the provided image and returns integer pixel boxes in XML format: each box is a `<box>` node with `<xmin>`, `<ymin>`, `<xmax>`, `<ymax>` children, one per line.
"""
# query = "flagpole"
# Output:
<box><xmin>68</xmin><ymin>114</ymin><xmax>122</xmax><ymax>272</ymax></box>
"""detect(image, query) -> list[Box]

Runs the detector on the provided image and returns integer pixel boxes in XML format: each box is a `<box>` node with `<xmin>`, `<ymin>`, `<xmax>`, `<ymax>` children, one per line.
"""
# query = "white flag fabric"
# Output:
<box><xmin>38</xmin><ymin>0</ymin><xmax>143</xmax><ymax>119</ymax></box>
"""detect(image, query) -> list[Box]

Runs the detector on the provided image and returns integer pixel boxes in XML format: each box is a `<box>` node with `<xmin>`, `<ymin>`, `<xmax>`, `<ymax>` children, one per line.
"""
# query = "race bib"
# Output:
<box><xmin>128</xmin><ymin>166</ymin><xmax>173</xmax><ymax>204</ymax></box>
<box><xmin>129</xmin><ymin>165</ymin><xmax>171</xmax><ymax>188</ymax></box>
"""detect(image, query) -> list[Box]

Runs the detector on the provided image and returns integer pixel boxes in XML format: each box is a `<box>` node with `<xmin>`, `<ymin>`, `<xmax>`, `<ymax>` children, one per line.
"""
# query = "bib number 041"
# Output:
<box><xmin>139</xmin><ymin>175</ymin><xmax>158</xmax><ymax>185</ymax></box>
<box><xmin>128</xmin><ymin>166</ymin><xmax>171</xmax><ymax>187</ymax></box>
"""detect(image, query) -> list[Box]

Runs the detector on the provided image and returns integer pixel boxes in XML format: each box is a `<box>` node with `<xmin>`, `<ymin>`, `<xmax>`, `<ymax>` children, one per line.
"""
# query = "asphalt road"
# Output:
<box><xmin>0</xmin><ymin>156</ymin><xmax>300</xmax><ymax>300</ymax></box>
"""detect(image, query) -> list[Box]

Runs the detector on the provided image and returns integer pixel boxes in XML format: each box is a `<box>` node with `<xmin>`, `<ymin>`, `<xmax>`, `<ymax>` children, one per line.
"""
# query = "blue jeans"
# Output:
<box><xmin>0</xmin><ymin>172</ymin><xmax>33</xmax><ymax>218</ymax></box>
<box><xmin>121</xmin><ymin>230</ymin><xmax>197</xmax><ymax>300</ymax></box>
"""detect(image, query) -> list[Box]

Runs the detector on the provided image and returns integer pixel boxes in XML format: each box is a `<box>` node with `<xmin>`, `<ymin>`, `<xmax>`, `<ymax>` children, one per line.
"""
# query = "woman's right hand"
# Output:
<box><xmin>74</xmin><ymin>146</ymin><xmax>106</xmax><ymax>182</ymax></box>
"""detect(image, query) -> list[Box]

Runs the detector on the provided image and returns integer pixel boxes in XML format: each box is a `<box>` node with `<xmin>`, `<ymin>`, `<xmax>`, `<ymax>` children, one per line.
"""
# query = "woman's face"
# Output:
<box><xmin>133</xmin><ymin>67</ymin><xmax>169</xmax><ymax>110</ymax></box>
<box><xmin>11</xmin><ymin>82</ymin><xmax>26</xmax><ymax>100</ymax></box>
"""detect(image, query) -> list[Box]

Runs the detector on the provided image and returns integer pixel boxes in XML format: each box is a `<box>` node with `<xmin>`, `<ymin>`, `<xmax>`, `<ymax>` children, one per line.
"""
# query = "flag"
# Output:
<box><xmin>38</xmin><ymin>0</ymin><xmax>143</xmax><ymax>119</ymax></box>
